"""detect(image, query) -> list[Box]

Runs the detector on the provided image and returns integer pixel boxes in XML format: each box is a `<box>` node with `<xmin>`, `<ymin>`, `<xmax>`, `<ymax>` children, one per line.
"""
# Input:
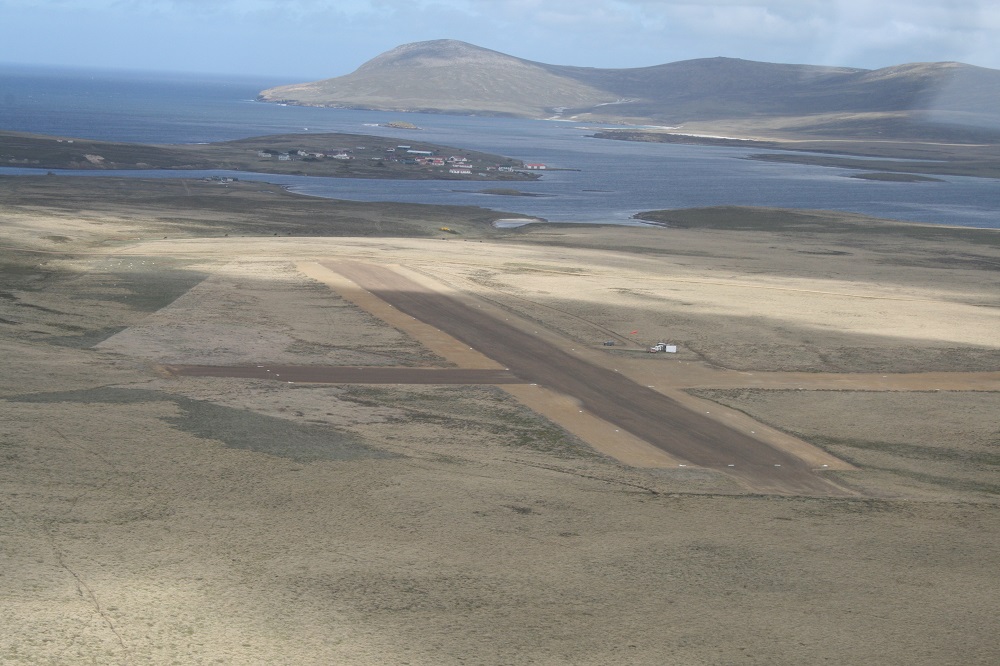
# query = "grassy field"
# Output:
<box><xmin>2</xmin><ymin>178</ymin><xmax>998</xmax><ymax>664</ymax></box>
<box><xmin>0</xmin><ymin>174</ymin><xmax>532</xmax><ymax>243</ymax></box>
<box><xmin>633</xmin><ymin>205</ymin><xmax>1000</xmax><ymax>246</ymax></box>
<box><xmin>593</xmin><ymin>128</ymin><xmax>1000</xmax><ymax>179</ymax></box>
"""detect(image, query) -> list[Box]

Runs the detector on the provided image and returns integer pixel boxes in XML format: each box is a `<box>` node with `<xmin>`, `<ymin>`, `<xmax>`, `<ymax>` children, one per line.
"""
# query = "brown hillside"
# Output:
<box><xmin>259</xmin><ymin>40</ymin><xmax>1000</xmax><ymax>140</ymax></box>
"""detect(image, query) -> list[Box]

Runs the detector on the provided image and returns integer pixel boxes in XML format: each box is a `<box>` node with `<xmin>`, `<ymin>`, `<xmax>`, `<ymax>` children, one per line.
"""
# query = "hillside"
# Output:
<box><xmin>259</xmin><ymin>40</ymin><xmax>613</xmax><ymax>118</ymax></box>
<box><xmin>259</xmin><ymin>40</ymin><xmax>1000</xmax><ymax>141</ymax></box>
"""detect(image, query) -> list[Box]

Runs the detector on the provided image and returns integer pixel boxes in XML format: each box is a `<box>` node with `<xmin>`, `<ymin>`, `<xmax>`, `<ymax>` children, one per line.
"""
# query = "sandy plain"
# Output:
<box><xmin>2</xmin><ymin>176</ymin><xmax>999</xmax><ymax>664</ymax></box>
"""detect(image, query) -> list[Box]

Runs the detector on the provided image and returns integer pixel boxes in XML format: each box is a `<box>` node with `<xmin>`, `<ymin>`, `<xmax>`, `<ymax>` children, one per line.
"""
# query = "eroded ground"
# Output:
<box><xmin>2</xmin><ymin>180</ymin><xmax>999</xmax><ymax>664</ymax></box>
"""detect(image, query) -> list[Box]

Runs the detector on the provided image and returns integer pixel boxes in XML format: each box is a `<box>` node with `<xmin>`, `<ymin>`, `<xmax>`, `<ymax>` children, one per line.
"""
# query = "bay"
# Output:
<box><xmin>1</xmin><ymin>64</ymin><xmax>997</xmax><ymax>228</ymax></box>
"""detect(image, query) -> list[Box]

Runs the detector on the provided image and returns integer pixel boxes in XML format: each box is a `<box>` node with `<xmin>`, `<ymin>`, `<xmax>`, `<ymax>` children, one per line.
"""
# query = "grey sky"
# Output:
<box><xmin>1</xmin><ymin>0</ymin><xmax>997</xmax><ymax>81</ymax></box>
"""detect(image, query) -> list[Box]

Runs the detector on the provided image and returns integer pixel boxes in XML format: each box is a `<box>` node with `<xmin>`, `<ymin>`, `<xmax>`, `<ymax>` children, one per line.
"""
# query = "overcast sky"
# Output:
<box><xmin>1</xmin><ymin>0</ymin><xmax>998</xmax><ymax>81</ymax></box>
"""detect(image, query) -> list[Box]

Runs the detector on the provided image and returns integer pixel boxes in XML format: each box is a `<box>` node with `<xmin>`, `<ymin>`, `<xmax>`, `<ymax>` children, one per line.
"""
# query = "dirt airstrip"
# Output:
<box><xmin>2</xmin><ymin>180</ymin><xmax>999</xmax><ymax>664</ymax></box>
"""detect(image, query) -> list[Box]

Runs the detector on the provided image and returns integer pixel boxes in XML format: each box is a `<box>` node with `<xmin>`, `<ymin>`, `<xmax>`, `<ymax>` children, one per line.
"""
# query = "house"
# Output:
<box><xmin>277</xmin><ymin>153</ymin><xmax>291</xmax><ymax>161</ymax></box>
<box><xmin>450</xmin><ymin>167</ymin><xmax>472</xmax><ymax>175</ymax></box>
<box><xmin>525</xmin><ymin>163</ymin><xmax>547</xmax><ymax>170</ymax></box>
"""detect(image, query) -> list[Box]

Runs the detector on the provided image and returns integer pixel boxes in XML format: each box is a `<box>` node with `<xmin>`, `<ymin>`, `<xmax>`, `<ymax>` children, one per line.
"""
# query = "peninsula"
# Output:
<box><xmin>259</xmin><ymin>40</ymin><xmax>1000</xmax><ymax>148</ymax></box>
<box><xmin>0</xmin><ymin>130</ymin><xmax>537</xmax><ymax>181</ymax></box>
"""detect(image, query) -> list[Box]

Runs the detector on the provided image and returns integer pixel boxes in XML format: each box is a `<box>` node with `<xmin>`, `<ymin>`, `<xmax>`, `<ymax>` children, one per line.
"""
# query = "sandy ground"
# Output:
<box><xmin>2</xmin><ymin>188</ymin><xmax>999</xmax><ymax>664</ymax></box>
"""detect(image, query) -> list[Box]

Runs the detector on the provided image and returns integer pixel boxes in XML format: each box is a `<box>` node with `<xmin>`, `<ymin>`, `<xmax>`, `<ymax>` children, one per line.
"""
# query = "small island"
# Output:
<box><xmin>849</xmin><ymin>172</ymin><xmax>944</xmax><ymax>182</ymax></box>
<box><xmin>474</xmin><ymin>188</ymin><xmax>548</xmax><ymax>197</ymax></box>
<box><xmin>381</xmin><ymin>121</ymin><xmax>421</xmax><ymax>130</ymax></box>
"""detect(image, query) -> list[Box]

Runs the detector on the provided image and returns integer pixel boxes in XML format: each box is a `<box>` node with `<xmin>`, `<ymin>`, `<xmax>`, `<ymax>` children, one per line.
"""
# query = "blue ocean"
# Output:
<box><xmin>1</xmin><ymin>63</ymin><xmax>997</xmax><ymax>228</ymax></box>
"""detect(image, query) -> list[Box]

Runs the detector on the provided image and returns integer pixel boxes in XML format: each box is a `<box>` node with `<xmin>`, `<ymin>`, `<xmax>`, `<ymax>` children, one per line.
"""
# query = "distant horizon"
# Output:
<box><xmin>2</xmin><ymin>41</ymin><xmax>998</xmax><ymax>87</ymax></box>
<box><xmin>0</xmin><ymin>60</ymin><xmax>292</xmax><ymax>84</ymax></box>
<box><xmin>1</xmin><ymin>1</ymin><xmax>998</xmax><ymax>79</ymax></box>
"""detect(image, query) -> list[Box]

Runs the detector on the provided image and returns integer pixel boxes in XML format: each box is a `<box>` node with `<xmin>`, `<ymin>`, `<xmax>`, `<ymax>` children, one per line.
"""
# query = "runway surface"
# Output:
<box><xmin>330</xmin><ymin>261</ymin><xmax>856</xmax><ymax>496</ymax></box>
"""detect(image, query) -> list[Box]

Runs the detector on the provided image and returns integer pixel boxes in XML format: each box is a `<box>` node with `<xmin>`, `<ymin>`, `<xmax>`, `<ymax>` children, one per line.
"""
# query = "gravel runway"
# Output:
<box><xmin>331</xmin><ymin>260</ymin><xmax>857</xmax><ymax>497</ymax></box>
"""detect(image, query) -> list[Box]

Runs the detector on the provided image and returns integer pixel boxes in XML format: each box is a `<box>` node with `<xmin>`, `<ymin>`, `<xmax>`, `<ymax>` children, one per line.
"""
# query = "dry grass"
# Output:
<box><xmin>2</xmin><ymin>181</ymin><xmax>999</xmax><ymax>664</ymax></box>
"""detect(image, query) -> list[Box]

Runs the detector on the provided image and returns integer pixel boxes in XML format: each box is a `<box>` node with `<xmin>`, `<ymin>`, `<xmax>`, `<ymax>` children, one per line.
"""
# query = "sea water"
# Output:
<box><xmin>1</xmin><ymin>63</ymin><xmax>997</xmax><ymax>228</ymax></box>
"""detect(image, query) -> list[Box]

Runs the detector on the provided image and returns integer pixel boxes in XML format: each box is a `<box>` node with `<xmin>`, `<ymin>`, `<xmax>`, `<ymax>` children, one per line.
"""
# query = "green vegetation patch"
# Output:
<box><xmin>634</xmin><ymin>206</ymin><xmax>1000</xmax><ymax>247</ymax></box>
<box><xmin>849</xmin><ymin>172</ymin><xmax>944</xmax><ymax>182</ymax></box>
<box><xmin>0</xmin><ymin>130</ymin><xmax>534</xmax><ymax>182</ymax></box>
<box><xmin>8</xmin><ymin>387</ymin><xmax>394</xmax><ymax>462</ymax></box>
<box><xmin>688</xmin><ymin>387</ymin><xmax>1000</xmax><ymax>499</ymax></box>
<box><xmin>807</xmin><ymin>434</ymin><xmax>1000</xmax><ymax>468</ymax></box>
<box><xmin>103</xmin><ymin>266</ymin><xmax>208</xmax><ymax>312</ymax></box>
<box><xmin>476</xmin><ymin>188</ymin><xmax>547</xmax><ymax>197</ymax></box>
<box><xmin>338</xmin><ymin>385</ymin><xmax>596</xmax><ymax>459</ymax></box>
<box><xmin>748</xmin><ymin>152</ymin><xmax>1000</xmax><ymax>180</ymax></box>
<box><xmin>0</xmin><ymin>253</ymin><xmax>208</xmax><ymax>347</ymax></box>
<box><xmin>46</xmin><ymin>327</ymin><xmax>128</xmax><ymax>349</ymax></box>
<box><xmin>0</xmin><ymin>175</ymin><xmax>533</xmax><ymax>239</ymax></box>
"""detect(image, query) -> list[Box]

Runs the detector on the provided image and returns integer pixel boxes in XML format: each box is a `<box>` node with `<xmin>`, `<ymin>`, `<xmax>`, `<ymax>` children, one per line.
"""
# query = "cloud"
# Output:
<box><xmin>0</xmin><ymin>0</ymin><xmax>997</xmax><ymax>76</ymax></box>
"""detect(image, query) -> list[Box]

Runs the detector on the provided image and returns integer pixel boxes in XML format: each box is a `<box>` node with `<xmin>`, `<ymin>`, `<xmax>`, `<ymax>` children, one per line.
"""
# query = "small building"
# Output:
<box><xmin>449</xmin><ymin>168</ymin><xmax>472</xmax><ymax>174</ymax></box>
<box><xmin>524</xmin><ymin>163</ymin><xmax>547</xmax><ymax>170</ymax></box>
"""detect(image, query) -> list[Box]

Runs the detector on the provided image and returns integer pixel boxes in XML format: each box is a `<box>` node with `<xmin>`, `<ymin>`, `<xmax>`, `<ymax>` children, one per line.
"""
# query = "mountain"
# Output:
<box><xmin>259</xmin><ymin>40</ymin><xmax>1000</xmax><ymax>140</ymax></box>
<box><xmin>260</xmin><ymin>40</ymin><xmax>611</xmax><ymax>118</ymax></box>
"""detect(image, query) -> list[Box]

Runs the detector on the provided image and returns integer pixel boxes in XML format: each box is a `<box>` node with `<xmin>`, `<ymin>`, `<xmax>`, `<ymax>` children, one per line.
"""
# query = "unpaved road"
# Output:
<box><xmin>331</xmin><ymin>260</ymin><xmax>856</xmax><ymax>497</ymax></box>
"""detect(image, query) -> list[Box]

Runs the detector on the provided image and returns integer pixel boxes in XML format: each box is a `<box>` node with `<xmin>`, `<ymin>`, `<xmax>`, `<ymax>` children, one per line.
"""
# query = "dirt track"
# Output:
<box><xmin>330</xmin><ymin>260</ymin><xmax>856</xmax><ymax>496</ymax></box>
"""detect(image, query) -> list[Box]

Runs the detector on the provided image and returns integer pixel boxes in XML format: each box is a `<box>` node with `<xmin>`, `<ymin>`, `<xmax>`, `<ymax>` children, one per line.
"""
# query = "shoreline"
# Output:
<box><xmin>592</xmin><ymin>129</ymin><xmax>1000</xmax><ymax>180</ymax></box>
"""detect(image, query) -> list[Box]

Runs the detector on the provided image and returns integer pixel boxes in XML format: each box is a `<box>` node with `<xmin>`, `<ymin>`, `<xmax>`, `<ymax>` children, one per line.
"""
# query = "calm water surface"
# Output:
<box><xmin>1</xmin><ymin>64</ymin><xmax>997</xmax><ymax>228</ymax></box>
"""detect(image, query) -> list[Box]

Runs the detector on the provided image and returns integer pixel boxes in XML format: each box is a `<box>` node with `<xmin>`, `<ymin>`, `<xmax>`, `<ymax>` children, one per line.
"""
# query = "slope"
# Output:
<box><xmin>259</xmin><ymin>40</ymin><xmax>1000</xmax><ymax>140</ymax></box>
